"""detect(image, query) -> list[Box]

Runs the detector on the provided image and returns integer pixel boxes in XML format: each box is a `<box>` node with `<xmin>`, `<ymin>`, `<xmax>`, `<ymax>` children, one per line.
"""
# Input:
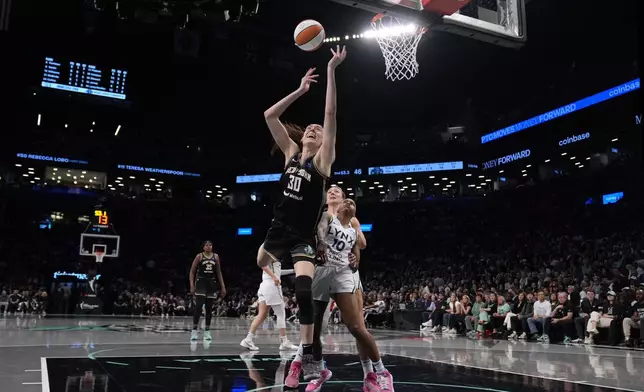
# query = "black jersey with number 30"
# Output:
<box><xmin>273</xmin><ymin>152</ymin><xmax>327</xmax><ymax>234</ymax></box>
<box><xmin>196</xmin><ymin>253</ymin><xmax>218</xmax><ymax>279</ymax></box>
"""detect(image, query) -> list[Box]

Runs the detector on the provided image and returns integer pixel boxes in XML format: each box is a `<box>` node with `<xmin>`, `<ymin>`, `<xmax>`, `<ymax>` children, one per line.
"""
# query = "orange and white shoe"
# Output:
<box><xmin>306</xmin><ymin>369</ymin><xmax>332</xmax><ymax>392</ymax></box>
<box><xmin>376</xmin><ymin>370</ymin><xmax>394</xmax><ymax>391</ymax></box>
<box><xmin>284</xmin><ymin>361</ymin><xmax>301</xmax><ymax>389</ymax></box>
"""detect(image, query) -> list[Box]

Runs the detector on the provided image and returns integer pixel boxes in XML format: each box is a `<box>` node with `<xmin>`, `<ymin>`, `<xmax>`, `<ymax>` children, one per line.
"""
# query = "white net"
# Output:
<box><xmin>94</xmin><ymin>250</ymin><xmax>105</xmax><ymax>263</ymax></box>
<box><xmin>369</xmin><ymin>14</ymin><xmax>426</xmax><ymax>81</ymax></box>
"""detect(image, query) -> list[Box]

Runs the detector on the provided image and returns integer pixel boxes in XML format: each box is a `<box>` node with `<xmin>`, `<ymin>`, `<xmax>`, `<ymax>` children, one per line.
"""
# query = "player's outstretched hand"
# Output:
<box><xmin>297</xmin><ymin>68</ymin><xmax>319</xmax><ymax>93</ymax></box>
<box><xmin>348</xmin><ymin>253</ymin><xmax>358</xmax><ymax>272</ymax></box>
<box><xmin>328</xmin><ymin>45</ymin><xmax>347</xmax><ymax>70</ymax></box>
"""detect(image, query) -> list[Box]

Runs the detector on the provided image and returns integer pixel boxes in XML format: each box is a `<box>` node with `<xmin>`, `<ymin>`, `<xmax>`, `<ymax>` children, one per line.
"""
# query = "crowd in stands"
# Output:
<box><xmin>0</xmin><ymin>158</ymin><xmax>642</xmax><ymax>348</ymax></box>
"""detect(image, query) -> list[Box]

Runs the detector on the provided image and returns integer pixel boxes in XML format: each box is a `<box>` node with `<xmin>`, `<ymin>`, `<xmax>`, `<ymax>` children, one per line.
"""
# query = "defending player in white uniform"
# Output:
<box><xmin>240</xmin><ymin>261</ymin><xmax>299</xmax><ymax>351</ymax></box>
<box><xmin>286</xmin><ymin>191</ymin><xmax>394</xmax><ymax>392</ymax></box>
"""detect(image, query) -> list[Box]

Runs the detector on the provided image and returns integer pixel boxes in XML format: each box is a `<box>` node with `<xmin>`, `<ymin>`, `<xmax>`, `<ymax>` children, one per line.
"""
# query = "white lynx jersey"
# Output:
<box><xmin>262</xmin><ymin>261</ymin><xmax>282</xmax><ymax>282</ymax></box>
<box><xmin>324</xmin><ymin>216</ymin><xmax>357</xmax><ymax>267</ymax></box>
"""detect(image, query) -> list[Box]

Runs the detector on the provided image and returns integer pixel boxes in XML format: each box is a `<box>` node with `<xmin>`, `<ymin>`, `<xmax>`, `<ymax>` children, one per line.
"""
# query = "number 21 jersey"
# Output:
<box><xmin>273</xmin><ymin>152</ymin><xmax>327</xmax><ymax>235</ymax></box>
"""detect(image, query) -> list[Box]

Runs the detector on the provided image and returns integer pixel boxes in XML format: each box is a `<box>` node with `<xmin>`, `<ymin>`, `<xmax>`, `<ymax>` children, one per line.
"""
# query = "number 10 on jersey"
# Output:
<box><xmin>287</xmin><ymin>175</ymin><xmax>302</xmax><ymax>193</ymax></box>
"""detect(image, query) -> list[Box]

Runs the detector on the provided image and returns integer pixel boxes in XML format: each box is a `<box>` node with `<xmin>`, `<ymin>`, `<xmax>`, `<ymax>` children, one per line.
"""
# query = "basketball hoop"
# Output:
<box><xmin>94</xmin><ymin>250</ymin><xmax>105</xmax><ymax>263</ymax></box>
<box><xmin>369</xmin><ymin>13</ymin><xmax>427</xmax><ymax>81</ymax></box>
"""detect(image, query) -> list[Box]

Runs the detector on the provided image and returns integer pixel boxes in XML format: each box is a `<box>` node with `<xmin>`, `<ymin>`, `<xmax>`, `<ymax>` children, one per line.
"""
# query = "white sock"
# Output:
<box><xmin>246</xmin><ymin>332</ymin><xmax>254</xmax><ymax>341</ymax></box>
<box><xmin>361</xmin><ymin>360</ymin><xmax>373</xmax><ymax>377</ymax></box>
<box><xmin>280</xmin><ymin>335</ymin><xmax>288</xmax><ymax>342</ymax></box>
<box><xmin>294</xmin><ymin>343</ymin><xmax>303</xmax><ymax>362</ymax></box>
<box><xmin>372</xmin><ymin>359</ymin><xmax>385</xmax><ymax>373</ymax></box>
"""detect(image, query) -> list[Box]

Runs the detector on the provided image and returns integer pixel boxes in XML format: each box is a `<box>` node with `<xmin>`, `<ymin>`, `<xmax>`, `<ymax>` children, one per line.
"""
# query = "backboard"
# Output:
<box><xmin>329</xmin><ymin>0</ymin><xmax>527</xmax><ymax>48</ymax></box>
<box><xmin>79</xmin><ymin>233</ymin><xmax>120</xmax><ymax>258</ymax></box>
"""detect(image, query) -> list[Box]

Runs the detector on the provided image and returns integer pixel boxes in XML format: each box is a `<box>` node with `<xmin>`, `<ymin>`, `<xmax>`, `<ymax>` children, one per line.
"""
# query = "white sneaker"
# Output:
<box><xmin>190</xmin><ymin>330</ymin><xmax>199</xmax><ymax>341</ymax></box>
<box><xmin>279</xmin><ymin>339</ymin><xmax>299</xmax><ymax>351</ymax></box>
<box><xmin>518</xmin><ymin>332</ymin><xmax>527</xmax><ymax>339</ymax></box>
<box><xmin>508</xmin><ymin>331</ymin><xmax>517</xmax><ymax>339</ymax></box>
<box><xmin>448</xmin><ymin>328</ymin><xmax>458</xmax><ymax>334</ymax></box>
<box><xmin>571</xmin><ymin>338</ymin><xmax>583</xmax><ymax>344</ymax></box>
<box><xmin>421</xmin><ymin>320</ymin><xmax>432</xmax><ymax>327</ymax></box>
<box><xmin>588</xmin><ymin>328</ymin><xmax>599</xmax><ymax>335</ymax></box>
<box><xmin>240</xmin><ymin>338</ymin><xmax>259</xmax><ymax>351</ymax></box>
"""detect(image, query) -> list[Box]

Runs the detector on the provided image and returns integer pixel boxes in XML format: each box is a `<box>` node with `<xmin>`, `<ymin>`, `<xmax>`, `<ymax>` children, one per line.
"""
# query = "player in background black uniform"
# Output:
<box><xmin>190</xmin><ymin>240</ymin><xmax>226</xmax><ymax>341</ymax></box>
<box><xmin>256</xmin><ymin>46</ymin><xmax>346</xmax><ymax>391</ymax></box>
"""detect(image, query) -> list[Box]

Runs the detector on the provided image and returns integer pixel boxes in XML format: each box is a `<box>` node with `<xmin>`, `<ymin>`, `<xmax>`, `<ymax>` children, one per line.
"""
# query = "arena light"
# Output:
<box><xmin>586</xmin><ymin>157</ymin><xmax>591</xmax><ymax>160</ymax></box>
<box><xmin>22</xmin><ymin>174</ymin><xmax>28</xmax><ymax>177</ymax></box>
<box><xmin>522</xmin><ymin>170</ymin><xmax>526</xmax><ymax>173</ymax></box>
<box><xmin>442</xmin><ymin>178</ymin><xmax>448</xmax><ymax>181</ymax></box>
<box><xmin>522</xmin><ymin>174</ymin><xmax>527</xmax><ymax>177</ymax></box>
<box><xmin>397</xmin><ymin>180</ymin><xmax>403</xmax><ymax>183</ymax></box>
<box><xmin>476</xmin><ymin>186</ymin><xmax>481</xmax><ymax>189</ymax></box>
<box><xmin>465</xmin><ymin>174</ymin><xmax>471</xmax><ymax>177</ymax></box>
<box><xmin>411</xmin><ymin>189</ymin><xmax>417</xmax><ymax>192</ymax></box>
<box><xmin>526</xmin><ymin>165</ymin><xmax>531</xmax><ymax>168</ymax></box>
<box><xmin>486</xmin><ymin>179</ymin><xmax>491</xmax><ymax>182</ymax></box>
<box><xmin>158</xmin><ymin>181</ymin><xmax>164</xmax><ymax>184</ymax></box>
<box><xmin>561</xmin><ymin>152</ymin><xmax>567</xmax><ymax>156</ymax></box>
<box><xmin>129</xmin><ymin>176</ymin><xmax>135</xmax><ymax>179</ymax></box>
<box><xmin>215</xmin><ymin>185</ymin><xmax>221</xmax><ymax>188</ymax></box>
<box><xmin>545</xmin><ymin>159</ymin><xmax>550</xmax><ymax>163</ymax></box>
<box><xmin>34</xmin><ymin>177</ymin><xmax>40</xmax><ymax>180</ymax></box>
<box><xmin>446</xmin><ymin>184</ymin><xmax>451</xmax><ymax>187</ymax></box>
<box><xmin>478</xmin><ymin>175</ymin><xmax>484</xmax><ymax>178</ymax></box>
<box><xmin>379</xmin><ymin>191</ymin><xmax>385</xmax><ymax>194</ymax></box>
<box><xmin>575</xmin><ymin>162</ymin><xmax>580</xmax><ymax>166</ymax></box>
<box><xmin>115</xmin><ymin>125</ymin><xmax>122</xmax><ymax>136</ymax></box>
<box><xmin>578</xmin><ymin>165</ymin><xmax>584</xmax><ymax>168</ymax></box>
<box><xmin>347</xmin><ymin>188</ymin><xmax>352</xmax><ymax>190</ymax></box>
<box><xmin>337</xmin><ymin>181</ymin><xmax>343</xmax><ymax>184</ymax></box>
<box><xmin>369</xmin><ymin>186</ymin><xmax>374</xmax><ymax>190</ymax></box>
<box><xmin>360</xmin><ymin>180</ymin><xmax>366</xmax><ymax>183</ymax></box>
<box><xmin>374</xmin><ymin>182</ymin><xmax>380</xmax><ymax>184</ymax></box>
<box><xmin>499</xmin><ymin>170</ymin><xmax>504</xmax><ymax>173</ymax></box>
<box><xmin>15</xmin><ymin>163</ymin><xmax>22</xmax><ymax>167</ymax></box>
<box><xmin>406</xmin><ymin>177</ymin><xmax>412</xmax><ymax>180</ymax></box>
<box><xmin>37</xmin><ymin>114</ymin><xmax>41</xmax><ymax>126</ymax></box>
<box><xmin>449</xmin><ymin>181</ymin><xmax>455</xmax><ymax>184</ymax></box>
<box><xmin>65</xmin><ymin>124</ymin><xmax>68</xmax><ymax>128</ymax></box>
<box><xmin>222</xmin><ymin>188</ymin><xmax>227</xmax><ymax>191</ymax></box>
<box><xmin>363</xmin><ymin>23</ymin><xmax>418</xmax><ymax>39</ymax></box>
<box><xmin>611</xmin><ymin>138</ymin><xmax>618</xmax><ymax>142</ymax></box>
<box><xmin>433</xmin><ymin>183</ymin><xmax>439</xmax><ymax>186</ymax></box>
<box><xmin>207</xmin><ymin>190</ymin><xmax>212</xmax><ymax>193</ymax></box>
<box><xmin>411</xmin><ymin>183</ymin><xmax>417</xmax><ymax>186</ymax></box>
<box><xmin>429</xmin><ymin>175</ymin><xmax>435</xmax><ymax>179</ymax></box>
<box><xmin>144</xmin><ymin>184</ymin><xmax>150</xmax><ymax>187</ymax></box>
<box><xmin>570</xmin><ymin>156</ymin><xmax>576</xmax><ymax>160</ymax></box>
<box><xmin>377</xmin><ymin>185</ymin><xmax>384</xmax><ymax>188</ymax></box>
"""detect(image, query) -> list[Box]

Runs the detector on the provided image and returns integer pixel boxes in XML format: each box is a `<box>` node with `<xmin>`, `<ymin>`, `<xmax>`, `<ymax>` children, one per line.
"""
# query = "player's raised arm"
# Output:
<box><xmin>316</xmin><ymin>45</ymin><xmax>347</xmax><ymax>176</ymax></box>
<box><xmin>265</xmin><ymin>68</ymin><xmax>319</xmax><ymax>163</ymax></box>
<box><xmin>350</xmin><ymin>217</ymin><xmax>367</xmax><ymax>250</ymax></box>
<box><xmin>189</xmin><ymin>254</ymin><xmax>201</xmax><ymax>294</ymax></box>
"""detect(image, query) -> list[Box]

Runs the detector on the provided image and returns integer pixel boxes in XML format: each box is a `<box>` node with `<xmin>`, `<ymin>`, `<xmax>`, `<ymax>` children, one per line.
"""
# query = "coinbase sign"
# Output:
<box><xmin>483</xmin><ymin>149</ymin><xmax>531</xmax><ymax>169</ymax></box>
<box><xmin>559</xmin><ymin>132</ymin><xmax>590</xmax><ymax>146</ymax></box>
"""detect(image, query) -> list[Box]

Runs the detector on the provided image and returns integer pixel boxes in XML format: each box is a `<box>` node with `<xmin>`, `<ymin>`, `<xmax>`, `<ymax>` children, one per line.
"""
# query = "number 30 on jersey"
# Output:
<box><xmin>287</xmin><ymin>175</ymin><xmax>302</xmax><ymax>193</ymax></box>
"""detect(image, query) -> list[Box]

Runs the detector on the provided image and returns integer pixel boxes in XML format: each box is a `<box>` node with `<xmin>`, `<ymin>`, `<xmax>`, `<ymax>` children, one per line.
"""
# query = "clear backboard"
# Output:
<box><xmin>80</xmin><ymin>233</ymin><xmax>120</xmax><ymax>259</ymax></box>
<box><xmin>329</xmin><ymin>0</ymin><xmax>527</xmax><ymax>48</ymax></box>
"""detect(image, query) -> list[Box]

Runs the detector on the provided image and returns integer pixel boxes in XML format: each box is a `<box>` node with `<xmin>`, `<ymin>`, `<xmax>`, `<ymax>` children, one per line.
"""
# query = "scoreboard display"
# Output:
<box><xmin>41</xmin><ymin>57</ymin><xmax>128</xmax><ymax>100</ymax></box>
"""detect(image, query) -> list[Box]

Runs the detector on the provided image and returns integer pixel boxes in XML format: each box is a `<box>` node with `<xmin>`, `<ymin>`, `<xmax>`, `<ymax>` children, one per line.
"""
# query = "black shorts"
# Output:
<box><xmin>195</xmin><ymin>278</ymin><xmax>218</xmax><ymax>299</ymax></box>
<box><xmin>263</xmin><ymin>220</ymin><xmax>316</xmax><ymax>265</ymax></box>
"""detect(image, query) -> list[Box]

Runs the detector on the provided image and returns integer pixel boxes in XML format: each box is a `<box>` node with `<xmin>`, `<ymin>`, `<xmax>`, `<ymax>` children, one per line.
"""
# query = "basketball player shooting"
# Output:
<box><xmin>189</xmin><ymin>240</ymin><xmax>226</xmax><ymax>341</ymax></box>
<box><xmin>255</xmin><ymin>45</ymin><xmax>346</xmax><ymax>392</ymax></box>
<box><xmin>289</xmin><ymin>187</ymin><xmax>394</xmax><ymax>391</ymax></box>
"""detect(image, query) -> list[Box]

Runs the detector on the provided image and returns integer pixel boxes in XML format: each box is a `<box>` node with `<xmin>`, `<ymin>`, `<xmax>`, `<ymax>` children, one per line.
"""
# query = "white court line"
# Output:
<box><xmin>40</xmin><ymin>357</ymin><xmax>50</xmax><ymax>392</ymax></box>
<box><xmin>386</xmin><ymin>353</ymin><xmax>642</xmax><ymax>392</ymax></box>
<box><xmin>24</xmin><ymin>369</ymin><xmax>41</xmax><ymax>372</ymax></box>
<box><xmin>0</xmin><ymin>341</ymin><xmax>246</xmax><ymax>348</ymax></box>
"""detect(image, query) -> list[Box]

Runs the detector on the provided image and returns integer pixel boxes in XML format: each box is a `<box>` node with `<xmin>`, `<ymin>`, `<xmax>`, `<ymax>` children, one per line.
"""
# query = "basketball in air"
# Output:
<box><xmin>294</xmin><ymin>20</ymin><xmax>325</xmax><ymax>52</ymax></box>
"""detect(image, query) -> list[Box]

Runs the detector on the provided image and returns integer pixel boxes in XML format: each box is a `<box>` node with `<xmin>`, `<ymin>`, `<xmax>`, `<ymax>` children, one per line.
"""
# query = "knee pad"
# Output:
<box><xmin>295</xmin><ymin>276</ymin><xmax>313</xmax><ymax>324</ymax></box>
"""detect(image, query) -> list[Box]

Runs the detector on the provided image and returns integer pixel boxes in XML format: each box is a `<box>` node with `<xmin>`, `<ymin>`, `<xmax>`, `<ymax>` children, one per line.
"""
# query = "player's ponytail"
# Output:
<box><xmin>271</xmin><ymin>123</ymin><xmax>304</xmax><ymax>156</ymax></box>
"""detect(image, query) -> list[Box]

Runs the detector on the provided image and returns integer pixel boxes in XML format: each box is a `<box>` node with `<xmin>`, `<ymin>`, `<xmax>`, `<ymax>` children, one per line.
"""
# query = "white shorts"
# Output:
<box><xmin>354</xmin><ymin>270</ymin><xmax>363</xmax><ymax>291</ymax></box>
<box><xmin>257</xmin><ymin>281</ymin><xmax>283</xmax><ymax>306</ymax></box>
<box><xmin>312</xmin><ymin>265</ymin><xmax>359</xmax><ymax>302</ymax></box>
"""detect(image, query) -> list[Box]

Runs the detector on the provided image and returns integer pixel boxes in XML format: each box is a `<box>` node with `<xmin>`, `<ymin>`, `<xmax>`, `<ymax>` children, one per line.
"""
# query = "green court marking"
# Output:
<box><xmin>156</xmin><ymin>366</ymin><xmax>191</xmax><ymax>370</ymax></box>
<box><xmin>204</xmin><ymin>358</ymin><xmax>232</xmax><ymax>363</ymax></box>
<box><xmin>105</xmin><ymin>361</ymin><xmax>129</xmax><ymax>366</ymax></box>
<box><xmin>175</xmin><ymin>359</ymin><xmax>202</xmax><ymax>363</ymax></box>
<box><xmin>246</xmin><ymin>380</ymin><xmax>509</xmax><ymax>392</ymax></box>
<box><xmin>139</xmin><ymin>370</ymin><xmax>156</xmax><ymax>374</ymax></box>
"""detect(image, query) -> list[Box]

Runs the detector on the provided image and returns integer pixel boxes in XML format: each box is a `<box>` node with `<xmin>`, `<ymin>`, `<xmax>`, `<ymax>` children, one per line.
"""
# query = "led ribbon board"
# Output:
<box><xmin>17</xmin><ymin>152</ymin><xmax>88</xmax><ymax>165</ymax></box>
<box><xmin>117</xmin><ymin>164</ymin><xmax>200</xmax><ymax>177</ymax></box>
<box><xmin>481</xmin><ymin>79</ymin><xmax>640</xmax><ymax>144</ymax></box>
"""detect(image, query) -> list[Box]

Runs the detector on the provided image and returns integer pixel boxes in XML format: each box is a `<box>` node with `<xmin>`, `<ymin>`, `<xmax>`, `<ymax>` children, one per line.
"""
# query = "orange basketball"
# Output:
<box><xmin>294</xmin><ymin>20</ymin><xmax>325</xmax><ymax>52</ymax></box>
